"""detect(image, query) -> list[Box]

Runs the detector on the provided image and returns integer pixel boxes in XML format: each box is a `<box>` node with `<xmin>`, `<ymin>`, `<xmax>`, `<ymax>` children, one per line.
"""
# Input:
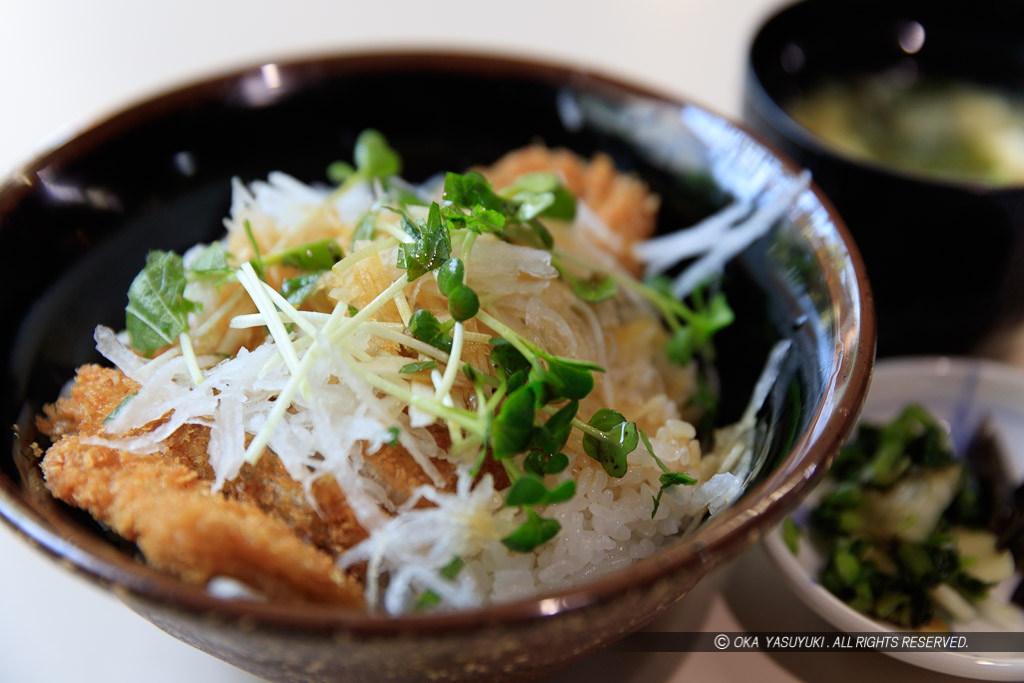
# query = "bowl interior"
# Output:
<box><xmin>1</xmin><ymin>53</ymin><xmax>872</xmax><ymax>631</ymax></box>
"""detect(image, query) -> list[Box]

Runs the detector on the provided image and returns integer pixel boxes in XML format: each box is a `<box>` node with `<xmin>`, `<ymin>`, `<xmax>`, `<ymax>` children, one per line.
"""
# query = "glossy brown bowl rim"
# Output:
<box><xmin>0</xmin><ymin>49</ymin><xmax>875</xmax><ymax>635</ymax></box>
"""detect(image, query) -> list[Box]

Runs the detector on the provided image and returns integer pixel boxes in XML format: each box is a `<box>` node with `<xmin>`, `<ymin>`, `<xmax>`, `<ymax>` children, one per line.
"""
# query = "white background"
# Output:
<box><xmin>0</xmin><ymin>1</ymin><xmax>992</xmax><ymax>681</ymax></box>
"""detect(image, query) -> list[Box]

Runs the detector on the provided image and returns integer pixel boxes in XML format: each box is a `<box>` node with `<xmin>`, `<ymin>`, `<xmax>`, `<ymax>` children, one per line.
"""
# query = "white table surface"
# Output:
<box><xmin>0</xmin><ymin>1</ymin><xmax>987</xmax><ymax>681</ymax></box>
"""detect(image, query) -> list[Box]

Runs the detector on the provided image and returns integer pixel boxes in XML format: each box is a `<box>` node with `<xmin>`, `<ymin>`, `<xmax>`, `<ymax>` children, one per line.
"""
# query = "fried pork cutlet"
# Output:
<box><xmin>37</xmin><ymin>367</ymin><xmax>503</xmax><ymax>604</ymax></box>
<box><xmin>39</xmin><ymin>365</ymin><xmax>365</xmax><ymax>605</ymax></box>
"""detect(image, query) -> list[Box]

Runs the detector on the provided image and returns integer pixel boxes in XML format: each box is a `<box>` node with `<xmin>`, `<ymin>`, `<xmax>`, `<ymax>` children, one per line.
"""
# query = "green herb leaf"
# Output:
<box><xmin>443</xmin><ymin>171</ymin><xmax>562</xmax><ymax>248</ymax></box>
<box><xmin>523</xmin><ymin>451</ymin><xmax>570</xmax><ymax>476</ymax></box>
<box><xmin>266</xmin><ymin>238</ymin><xmax>343</xmax><ymax>271</ymax></box>
<box><xmin>660</xmin><ymin>471</ymin><xmax>698</xmax><ymax>487</ymax></box>
<box><xmin>444</xmin><ymin>171</ymin><xmax>505</xmax><ymax>213</ymax></box>
<box><xmin>188</xmin><ymin>242</ymin><xmax>231</xmax><ymax>277</ymax></box>
<box><xmin>504</xmin><ymin>474</ymin><xmax>576</xmax><ymax>507</ymax></box>
<box><xmin>385</xmin><ymin>426</ymin><xmax>400</xmax><ymax>445</ymax></box>
<box><xmin>531</xmin><ymin>355</ymin><xmax>603</xmax><ymax>402</ymax></box>
<box><xmin>639</xmin><ymin>428</ymin><xmax>697</xmax><ymax>516</ymax></box>
<box><xmin>489</xmin><ymin>339</ymin><xmax>531</xmax><ymax>382</ymax></box>
<box><xmin>326</xmin><ymin>161</ymin><xmax>355</xmax><ymax>184</ymax></box>
<box><xmin>280</xmin><ymin>271</ymin><xmax>325</xmax><ymax>306</ymax></box>
<box><xmin>399</xmin><ymin>360</ymin><xmax>440</xmax><ymax>374</ymax></box>
<box><xmin>782</xmin><ymin>517</ymin><xmax>803</xmax><ymax>556</ymax></box>
<box><xmin>582</xmin><ymin>408</ymin><xmax>638</xmax><ymax>478</ymax></box>
<box><xmin>398</xmin><ymin>202</ymin><xmax>452</xmax><ymax>281</ymax></box>
<box><xmin>543</xmin><ymin>479</ymin><xmax>576</xmax><ymax>504</ymax></box>
<box><xmin>501</xmin><ymin>509</ymin><xmax>561</xmax><ymax>553</ymax></box>
<box><xmin>834</xmin><ymin>548</ymin><xmax>862</xmax><ymax>586</ymax></box>
<box><xmin>531</xmin><ymin>400</ymin><xmax>578</xmax><ymax>455</ymax></box>
<box><xmin>439</xmin><ymin>556</ymin><xmax>465</xmax><ymax>581</ymax></box>
<box><xmin>413</xmin><ymin>590</ymin><xmax>441</xmax><ymax>610</ymax></box>
<box><xmin>560</xmin><ymin>268</ymin><xmax>619</xmax><ymax>303</ymax></box>
<box><xmin>500</xmin><ymin>219</ymin><xmax>554</xmax><ymax>250</ymax></box>
<box><xmin>458</xmin><ymin>206</ymin><xmax>507</xmax><ymax>234</ymax></box>
<box><xmin>125</xmin><ymin>251</ymin><xmax>199</xmax><ymax>354</ymax></box>
<box><xmin>504</xmin><ymin>474</ymin><xmax>548</xmax><ymax>506</ymax></box>
<box><xmin>639</xmin><ymin>429</ymin><xmax>668</xmax><ymax>472</ymax></box>
<box><xmin>407</xmin><ymin>310</ymin><xmax>453</xmax><ymax>353</ymax></box>
<box><xmin>413</xmin><ymin>556</ymin><xmax>465</xmax><ymax>610</ymax></box>
<box><xmin>666</xmin><ymin>327</ymin><xmax>701</xmax><ymax>367</ymax></box>
<box><xmin>351</xmin><ymin>211</ymin><xmax>377</xmax><ymax>247</ymax></box>
<box><xmin>650</xmin><ymin>471</ymin><xmax>698</xmax><ymax>517</ymax></box>
<box><xmin>353</xmin><ymin>129</ymin><xmax>402</xmax><ymax>180</ymax></box>
<box><xmin>490</xmin><ymin>384</ymin><xmax>538</xmax><ymax>460</ymax></box>
<box><xmin>500</xmin><ymin>172</ymin><xmax>576</xmax><ymax>221</ymax></box>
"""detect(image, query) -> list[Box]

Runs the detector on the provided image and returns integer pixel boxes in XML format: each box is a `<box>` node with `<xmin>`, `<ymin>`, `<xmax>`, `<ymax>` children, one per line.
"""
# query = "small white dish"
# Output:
<box><xmin>764</xmin><ymin>356</ymin><xmax>1024</xmax><ymax>681</ymax></box>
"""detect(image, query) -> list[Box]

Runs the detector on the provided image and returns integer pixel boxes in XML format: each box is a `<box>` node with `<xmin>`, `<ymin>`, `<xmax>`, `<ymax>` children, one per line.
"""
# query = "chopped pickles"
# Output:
<box><xmin>796</xmin><ymin>405</ymin><xmax>1019</xmax><ymax>628</ymax></box>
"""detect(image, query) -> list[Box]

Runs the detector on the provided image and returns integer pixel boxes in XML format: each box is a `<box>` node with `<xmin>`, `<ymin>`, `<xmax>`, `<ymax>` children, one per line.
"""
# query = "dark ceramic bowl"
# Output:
<box><xmin>745</xmin><ymin>0</ymin><xmax>1024</xmax><ymax>357</ymax></box>
<box><xmin>0</xmin><ymin>52</ymin><xmax>873</xmax><ymax>682</ymax></box>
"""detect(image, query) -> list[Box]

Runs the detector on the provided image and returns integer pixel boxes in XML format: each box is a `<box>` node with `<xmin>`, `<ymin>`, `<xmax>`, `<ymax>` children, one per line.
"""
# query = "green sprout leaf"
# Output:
<box><xmin>782</xmin><ymin>517</ymin><xmax>803</xmax><ymax>556</ymax></box>
<box><xmin>500</xmin><ymin>219</ymin><xmax>554</xmax><ymax>250</ymax></box>
<box><xmin>407</xmin><ymin>310</ymin><xmax>453</xmax><ymax>353</ymax></box>
<box><xmin>266</xmin><ymin>238</ymin><xmax>343</xmax><ymax>271</ymax></box>
<box><xmin>125</xmin><ymin>250</ymin><xmax>199</xmax><ymax>355</ymax></box>
<box><xmin>350</xmin><ymin>211</ymin><xmax>377</xmax><ymax>248</ymax></box>
<box><xmin>505</xmin><ymin>474</ymin><xmax>575</xmax><ymax>507</ymax></box>
<box><xmin>557</xmin><ymin>265</ymin><xmax>619</xmax><ymax>303</ymax></box>
<box><xmin>399</xmin><ymin>360</ymin><xmax>440</xmax><ymax>374</ymax></box>
<box><xmin>651</xmin><ymin>471</ymin><xmax>697</xmax><ymax>517</ymax></box>
<box><xmin>353</xmin><ymin>129</ymin><xmax>402</xmax><ymax>180</ymax></box>
<box><xmin>501</xmin><ymin>172</ymin><xmax>577</xmax><ymax>221</ymax></box>
<box><xmin>326</xmin><ymin>160</ymin><xmax>356</xmax><ymax>185</ymax></box>
<box><xmin>501</xmin><ymin>508</ymin><xmax>561</xmax><ymax>553</ymax></box>
<box><xmin>280</xmin><ymin>272</ymin><xmax>324</xmax><ymax>306</ymax></box>
<box><xmin>188</xmin><ymin>242</ymin><xmax>232</xmax><ymax>277</ymax></box>
<box><xmin>489</xmin><ymin>339</ymin><xmax>531</xmax><ymax>382</ymax></box>
<box><xmin>444</xmin><ymin>171</ymin><xmax>505</xmax><ymax>213</ymax></box>
<box><xmin>490</xmin><ymin>384</ymin><xmax>538</xmax><ymax>460</ymax></box>
<box><xmin>414</xmin><ymin>590</ymin><xmax>441</xmax><ymax>610</ymax></box>
<box><xmin>327</xmin><ymin>129</ymin><xmax>402</xmax><ymax>199</ymax></box>
<box><xmin>443</xmin><ymin>171</ymin><xmax>564</xmax><ymax>249</ymax></box>
<box><xmin>458</xmin><ymin>206</ymin><xmax>507</xmax><ymax>234</ymax></box>
<box><xmin>638</xmin><ymin>428</ymin><xmax>697</xmax><ymax>516</ymax></box>
<box><xmin>666</xmin><ymin>290</ymin><xmax>734</xmax><ymax>366</ymax></box>
<box><xmin>397</xmin><ymin>202</ymin><xmax>452</xmax><ymax>281</ymax></box>
<box><xmin>531</xmin><ymin>354</ymin><xmax>603</xmax><ymax>402</ymax></box>
<box><xmin>530</xmin><ymin>400</ymin><xmax>578</xmax><ymax>455</ymax></box>
<box><xmin>524</xmin><ymin>451</ymin><xmax>570</xmax><ymax>476</ymax></box>
<box><xmin>582</xmin><ymin>408</ymin><xmax>638</xmax><ymax>478</ymax></box>
<box><xmin>504</xmin><ymin>475</ymin><xmax>546</xmax><ymax>506</ymax></box>
<box><xmin>414</xmin><ymin>556</ymin><xmax>465</xmax><ymax>610</ymax></box>
<box><xmin>439</xmin><ymin>556</ymin><xmax>465</xmax><ymax>580</ymax></box>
